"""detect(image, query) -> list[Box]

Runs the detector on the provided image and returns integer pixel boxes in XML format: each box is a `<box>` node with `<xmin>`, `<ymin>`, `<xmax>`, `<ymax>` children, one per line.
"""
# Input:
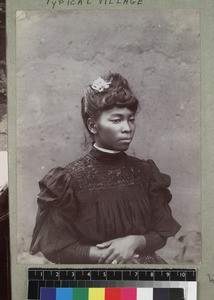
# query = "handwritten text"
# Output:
<box><xmin>47</xmin><ymin>0</ymin><xmax>143</xmax><ymax>9</ymax></box>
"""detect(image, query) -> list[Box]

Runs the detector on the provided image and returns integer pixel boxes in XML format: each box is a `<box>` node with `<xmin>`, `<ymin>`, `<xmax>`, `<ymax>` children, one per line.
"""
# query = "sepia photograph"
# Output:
<box><xmin>16</xmin><ymin>9</ymin><xmax>201</xmax><ymax>264</ymax></box>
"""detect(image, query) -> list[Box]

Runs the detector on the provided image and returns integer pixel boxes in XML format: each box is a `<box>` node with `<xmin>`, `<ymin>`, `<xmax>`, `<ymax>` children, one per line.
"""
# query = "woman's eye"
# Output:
<box><xmin>111</xmin><ymin>119</ymin><xmax>121</xmax><ymax>123</ymax></box>
<box><xmin>130</xmin><ymin>118</ymin><xmax>135</xmax><ymax>123</ymax></box>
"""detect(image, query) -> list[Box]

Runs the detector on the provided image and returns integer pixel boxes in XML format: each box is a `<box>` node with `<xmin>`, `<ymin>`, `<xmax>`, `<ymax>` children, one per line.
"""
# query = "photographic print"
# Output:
<box><xmin>16</xmin><ymin>9</ymin><xmax>201</xmax><ymax>265</ymax></box>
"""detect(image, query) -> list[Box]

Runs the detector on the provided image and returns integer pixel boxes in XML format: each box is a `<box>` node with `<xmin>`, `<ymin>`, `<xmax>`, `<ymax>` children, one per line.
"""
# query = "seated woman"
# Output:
<box><xmin>30</xmin><ymin>72</ymin><xmax>181</xmax><ymax>264</ymax></box>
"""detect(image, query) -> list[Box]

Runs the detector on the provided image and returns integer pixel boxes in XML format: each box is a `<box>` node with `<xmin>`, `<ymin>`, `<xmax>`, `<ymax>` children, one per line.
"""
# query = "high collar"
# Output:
<box><xmin>93</xmin><ymin>143</ymin><xmax>121</xmax><ymax>154</ymax></box>
<box><xmin>89</xmin><ymin>146</ymin><xmax>127</xmax><ymax>163</ymax></box>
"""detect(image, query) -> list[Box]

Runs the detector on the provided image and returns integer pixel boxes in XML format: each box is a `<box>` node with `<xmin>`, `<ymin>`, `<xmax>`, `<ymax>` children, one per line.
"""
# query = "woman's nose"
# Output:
<box><xmin>121</xmin><ymin>121</ymin><xmax>132</xmax><ymax>133</ymax></box>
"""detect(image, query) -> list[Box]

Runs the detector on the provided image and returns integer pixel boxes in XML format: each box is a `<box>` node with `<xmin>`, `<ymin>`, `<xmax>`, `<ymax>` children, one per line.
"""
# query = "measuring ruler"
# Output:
<box><xmin>28</xmin><ymin>268</ymin><xmax>197</xmax><ymax>300</ymax></box>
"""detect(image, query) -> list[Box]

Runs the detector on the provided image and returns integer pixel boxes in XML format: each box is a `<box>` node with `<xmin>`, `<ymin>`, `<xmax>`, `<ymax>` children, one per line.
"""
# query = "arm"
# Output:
<box><xmin>147</xmin><ymin>160</ymin><xmax>181</xmax><ymax>239</ymax></box>
<box><xmin>49</xmin><ymin>243</ymin><xmax>106</xmax><ymax>264</ymax></box>
<box><xmin>144</xmin><ymin>231</ymin><xmax>167</xmax><ymax>253</ymax></box>
<box><xmin>44</xmin><ymin>242</ymin><xmax>118</xmax><ymax>264</ymax></box>
<box><xmin>30</xmin><ymin>168</ymin><xmax>92</xmax><ymax>264</ymax></box>
<box><xmin>44</xmin><ymin>242</ymin><xmax>90</xmax><ymax>264</ymax></box>
<box><xmin>30</xmin><ymin>168</ymin><xmax>119</xmax><ymax>264</ymax></box>
<box><xmin>47</xmin><ymin>241</ymin><xmax>142</xmax><ymax>264</ymax></box>
<box><xmin>49</xmin><ymin>231</ymin><xmax>166</xmax><ymax>264</ymax></box>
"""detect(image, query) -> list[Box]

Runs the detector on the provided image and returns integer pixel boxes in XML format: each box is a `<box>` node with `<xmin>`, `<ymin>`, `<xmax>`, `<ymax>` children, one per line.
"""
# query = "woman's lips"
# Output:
<box><xmin>120</xmin><ymin>138</ymin><xmax>132</xmax><ymax>143</ymax></box>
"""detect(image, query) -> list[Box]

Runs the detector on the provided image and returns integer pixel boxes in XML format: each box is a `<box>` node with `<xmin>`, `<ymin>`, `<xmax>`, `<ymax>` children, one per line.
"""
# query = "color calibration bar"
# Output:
<box><xmin>40</xmin><ymin>287</ymin><xmax>185</xmax><ymax>300</ymax></box>
<box><xmin>28</xmin><ymin>269</ymin><xmax>197</xmax><ymax>300</ymax></box>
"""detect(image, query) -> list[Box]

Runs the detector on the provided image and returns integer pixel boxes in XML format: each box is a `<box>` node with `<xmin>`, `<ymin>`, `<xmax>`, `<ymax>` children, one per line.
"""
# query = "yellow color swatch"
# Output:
<box><xmin>88</xmin><ymin>288</ymin><xmax>105</xmax><ymax>300</ymax></box>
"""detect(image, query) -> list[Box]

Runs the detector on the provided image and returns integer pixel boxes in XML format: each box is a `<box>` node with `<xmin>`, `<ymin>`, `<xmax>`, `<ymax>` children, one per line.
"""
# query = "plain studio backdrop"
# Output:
<box><xmin>16</xmin><ymin>9</ymin><xmax>200</xmax><ymax>264</ymax></box>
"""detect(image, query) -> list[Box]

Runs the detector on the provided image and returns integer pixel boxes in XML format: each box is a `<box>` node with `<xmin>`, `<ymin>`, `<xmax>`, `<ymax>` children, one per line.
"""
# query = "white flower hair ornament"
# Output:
<box><xmin>91</xmin><ymin>77</ymin><xmax>112</xmax><ymax>92</ymax></box>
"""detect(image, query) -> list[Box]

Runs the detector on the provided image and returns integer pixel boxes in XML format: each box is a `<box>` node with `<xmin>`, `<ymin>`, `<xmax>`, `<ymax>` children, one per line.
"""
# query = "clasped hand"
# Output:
<box><xmin>94</xmin><ymin>235</ymin><xmax>146</xmax><ymax>264</ymax></box>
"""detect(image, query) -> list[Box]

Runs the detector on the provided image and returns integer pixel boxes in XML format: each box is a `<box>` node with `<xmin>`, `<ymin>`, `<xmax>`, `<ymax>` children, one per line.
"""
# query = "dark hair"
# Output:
<box><xmin>81</xmin><ymin>72</ymin><xmax>139</xmax><ymax>135</ymax></box>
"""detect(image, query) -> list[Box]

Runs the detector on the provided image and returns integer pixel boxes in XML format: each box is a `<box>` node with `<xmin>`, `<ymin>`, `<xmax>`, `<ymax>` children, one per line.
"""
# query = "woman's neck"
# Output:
<box><xmin>93</xmin><ymin>143</ymin><xmax>121</xmax><ymax>154</ymax></box>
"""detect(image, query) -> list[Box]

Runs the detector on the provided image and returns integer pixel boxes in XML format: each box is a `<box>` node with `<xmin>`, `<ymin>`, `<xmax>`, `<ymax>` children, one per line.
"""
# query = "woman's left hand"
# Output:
<box><xmin>96</xmin><ymin>235</ymin><xmax>146</xmax><ymax>264</ymax></box>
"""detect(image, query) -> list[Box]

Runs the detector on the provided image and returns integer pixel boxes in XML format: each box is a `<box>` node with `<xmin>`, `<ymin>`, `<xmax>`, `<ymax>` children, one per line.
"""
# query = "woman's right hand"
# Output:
<box><xmin>96</xmin><ymin>235</ymin><xmax>146</xmax><ymax>264</ymax></box>
<box><xmin>89</xmin><ymin>246</ymin><xmax>140</xmax><ymax>264</ymax></box>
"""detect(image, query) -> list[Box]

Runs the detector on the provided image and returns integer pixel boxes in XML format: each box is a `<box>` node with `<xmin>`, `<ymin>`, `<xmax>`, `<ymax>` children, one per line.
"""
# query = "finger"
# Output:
<box><xmin>125</xmin><ymin>254</ymin><xmax>140</xmax><ymax>264</ymax></box>
<box><xmin>117</xmin><ymin>250</ymin><xmax>138</xmax><ymax>264</ymax></box>
<box><xmin>98</xmin><ymin>248</ymin><xmax>114</xmax><ymax>264</ymax></box>
<box><xmin>96</xmin><ymin>240</ymin><xmax>112</xmax><ymax>249</ymax></box>
<box><xmin>126</xmin><ymin>258</ymin><xmax>140</xmax><ymax>264</ymax></box>
<box><xmin>104</xmin><ymin>253</ymin><xmax>119</xmax><ymax>264</ymax></box>
<box><xmin>117</xmin><ymin>256</ymin><xmax>130</xmax><ymax>264</ymax></box>
<box><xmin>130</xmin><ymin>258</ymin><xmax>141</xmax><ymax>264</ymax></box>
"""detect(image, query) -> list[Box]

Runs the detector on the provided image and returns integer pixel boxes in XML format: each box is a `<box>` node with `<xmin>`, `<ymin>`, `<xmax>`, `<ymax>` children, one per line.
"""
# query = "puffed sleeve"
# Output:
<box><xmin>146</xmin><ymin>160</ymin><xmax>181</xmax><ymax>239</ymax></box>
<box><xmin>30</xmin><ymin>167</ymin><xmax>90</xmax><ymax>263</ymax></box>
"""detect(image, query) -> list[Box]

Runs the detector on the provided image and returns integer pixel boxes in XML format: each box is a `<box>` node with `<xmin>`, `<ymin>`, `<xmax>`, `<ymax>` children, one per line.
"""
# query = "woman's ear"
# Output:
<box><xmin>87</xmin><ymin>118</ymin><xmax>98</xmax><ymax>135</ymax></box>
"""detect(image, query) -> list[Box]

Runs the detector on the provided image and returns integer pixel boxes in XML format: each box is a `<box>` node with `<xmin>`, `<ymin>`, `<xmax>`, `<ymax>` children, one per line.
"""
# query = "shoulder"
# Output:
<box><xmin>146</xmin><ymin>159</ymin><xmax>171</xmax><ymax>188</ymax></box>
<box><xmin>65</xmin><ymin>154</ymin><xmax>92</xmax><ymax>174</ymax></box>
<box><xmin>39</xmin><ymin>166</ymin><xmax>73</xmax><ymax>197</ymax></box>
<box><xmin>126</xmin><ymin>155</ymin><xmax>153</xmax><ymax>174</ymax></box>
<box><xmin>39</xmin><ymin>166</ymin><xmax>71</xmax><ymax>186</ymax></box>
<box><xmin>126</xmin><ymin>154</ymin><xmax>150</xmax><ymax>167</ymax></box>
<box><xmin>126</xmin><ymin>155</ymin><xmax>170</xmax><ymax>187</ymax></box>
<box><xmin>39</xmin><ymin>154</ymin><xmax>92</xmax><ymax>189</ymax></box>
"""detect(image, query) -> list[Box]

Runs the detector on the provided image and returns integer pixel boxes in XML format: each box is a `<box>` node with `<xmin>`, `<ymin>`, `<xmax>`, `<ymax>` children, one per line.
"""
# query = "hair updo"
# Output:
<box><xmin>81</xmin><ymin>72</ymin><xmax>139</xmax><ymax>135</ymax></box>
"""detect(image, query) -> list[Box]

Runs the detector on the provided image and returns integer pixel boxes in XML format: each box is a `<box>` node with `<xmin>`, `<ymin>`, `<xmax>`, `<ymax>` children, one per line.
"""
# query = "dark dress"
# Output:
<box><xmin>30</xmin><ymin>147</ymin><xmax>181</xmax><ymax>264</ymax></box>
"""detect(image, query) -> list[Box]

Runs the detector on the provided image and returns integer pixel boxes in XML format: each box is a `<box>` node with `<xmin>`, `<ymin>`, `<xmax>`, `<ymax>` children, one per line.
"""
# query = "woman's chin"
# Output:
<box><xmin>116</xmin><ymin>144</ymin><xmax>130</xmax><ymax>151</ymax></box>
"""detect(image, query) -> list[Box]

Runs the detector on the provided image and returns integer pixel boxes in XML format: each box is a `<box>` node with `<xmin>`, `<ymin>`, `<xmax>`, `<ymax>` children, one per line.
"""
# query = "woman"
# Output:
<box><xmin>30</xmin><ymin>72</ymin><xmax>181</xmax><ymax>264</ymax></box>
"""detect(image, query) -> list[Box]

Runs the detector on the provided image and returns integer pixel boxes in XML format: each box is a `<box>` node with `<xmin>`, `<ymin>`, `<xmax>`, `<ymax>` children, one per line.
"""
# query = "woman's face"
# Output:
<box><xmin>92</xmin><ymin>107</ymin><xmax>136</xmax><ymax>151</ymax></box>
